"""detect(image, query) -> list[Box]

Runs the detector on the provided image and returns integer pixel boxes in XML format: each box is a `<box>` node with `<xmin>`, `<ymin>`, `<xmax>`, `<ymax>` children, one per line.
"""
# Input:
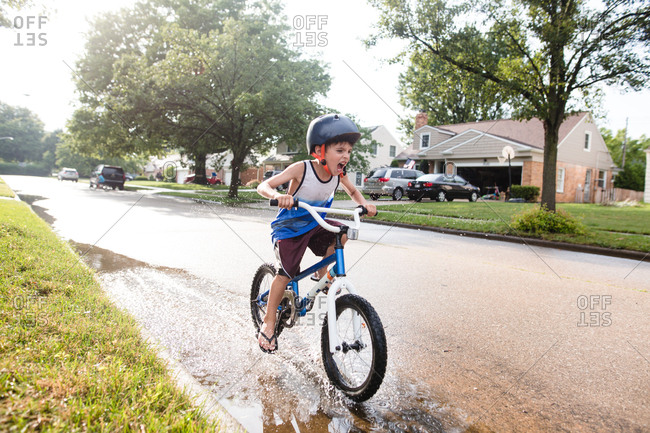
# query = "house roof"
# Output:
<box><xmin>431</xmin><ymin>112</ymin><xmax>589</xmax><ymax>150</ymax></box>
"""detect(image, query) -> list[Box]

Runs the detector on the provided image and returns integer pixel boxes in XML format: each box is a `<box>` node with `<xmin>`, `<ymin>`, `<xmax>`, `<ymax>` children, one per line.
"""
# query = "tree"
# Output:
<box><xmin>67</xmin><ymin>0</ymin><xmax>329</xmax><ymax>197</ymax></box>
<box><xmin>369</xmin><ymin>0</ymin><xmax>650</xmax><ymax>210</ymax></box>
<box><xmin>602</xmin><ymin>128</ymin><xmax>649</xmax><ymax>191</ymax></box>
<box><xmin>0</xmin><ymin>0</ymin><xmax>33</xmax><ymax>28</ymax></box>
<box><xmin>0</xmin><ymin>101</ymin><xmax>46</xmax><ymax>162</ymax></box>
<box><xmin>397</xmin><ymin>27</ymin><xmax>523</xmax><ymax>132</ymax></box>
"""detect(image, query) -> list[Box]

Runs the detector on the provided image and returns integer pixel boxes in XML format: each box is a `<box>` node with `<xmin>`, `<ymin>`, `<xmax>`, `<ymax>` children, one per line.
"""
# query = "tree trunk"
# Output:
<box><xmin>228</xmin><ymin>153</ymin><xmax>245</xmax><ymax>198</ymax></box>
<box><xmin>193</xmin><ymin>152</ymin><xmax>207</xmax><ymax>184</ymax></box>
<box><xmin>541</xmin><ymin>119</ymin><xmax>561</xmax><ymax>211</ymax></box>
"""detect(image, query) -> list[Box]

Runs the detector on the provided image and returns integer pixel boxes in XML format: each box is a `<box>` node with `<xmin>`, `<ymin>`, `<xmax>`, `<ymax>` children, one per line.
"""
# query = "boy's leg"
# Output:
<box><xmin>316</xmin><ymin>233</ymin><xmax>347</xmax><ymax>278</ymax></box>
<box><xmin>258</xmin><ymin>274</ymin><xmax>289</xmax><ymax>351</ymax></box>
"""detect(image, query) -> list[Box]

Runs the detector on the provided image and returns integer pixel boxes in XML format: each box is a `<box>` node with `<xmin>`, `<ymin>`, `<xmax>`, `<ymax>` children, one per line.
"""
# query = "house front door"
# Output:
<box><xmin>584</xmin><ymin>169</ymin><xmax>592</xmax><ymax>202</ymax></box>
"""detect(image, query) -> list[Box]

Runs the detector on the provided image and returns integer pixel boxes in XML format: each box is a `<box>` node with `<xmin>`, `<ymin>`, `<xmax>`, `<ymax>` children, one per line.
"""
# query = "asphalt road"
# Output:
<box><xmin>4</xmin><ymin>175</ymin><xmax>650</xmax><ymax>433</ymax></box>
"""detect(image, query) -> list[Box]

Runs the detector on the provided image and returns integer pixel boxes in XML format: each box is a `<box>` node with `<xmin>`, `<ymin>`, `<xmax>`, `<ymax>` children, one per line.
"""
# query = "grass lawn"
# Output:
<box><xmin>0</xmin><ymin>199</ymin><xmax>224</xmax><ymax>431</ymax></box>
<box><xmin>376</xmin><ymin>200</ymin><xmax>650</xmax><ymax>253</ymax></box>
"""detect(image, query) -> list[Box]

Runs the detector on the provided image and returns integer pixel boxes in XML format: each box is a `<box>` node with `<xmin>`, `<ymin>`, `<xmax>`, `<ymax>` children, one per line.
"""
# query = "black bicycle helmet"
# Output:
<box><xmin>306</xmin><ymin>114</ymin><xmax>361</xmax><ymax>154</ymax></box>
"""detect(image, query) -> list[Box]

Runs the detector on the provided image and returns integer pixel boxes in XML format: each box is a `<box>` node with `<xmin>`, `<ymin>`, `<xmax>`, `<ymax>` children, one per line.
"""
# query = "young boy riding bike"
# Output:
<box><xmin>256</xmin><ymin>113</ymin><xmax>377</xmax><ymax>353</ymax></box>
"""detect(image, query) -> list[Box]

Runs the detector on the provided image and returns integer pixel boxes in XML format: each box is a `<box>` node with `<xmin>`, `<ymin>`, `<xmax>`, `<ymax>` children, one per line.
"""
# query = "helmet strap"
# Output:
<box><xmin>311</xmin><ymin>150</ymin><xmax>335</xmax><ymax>176</ymax></box>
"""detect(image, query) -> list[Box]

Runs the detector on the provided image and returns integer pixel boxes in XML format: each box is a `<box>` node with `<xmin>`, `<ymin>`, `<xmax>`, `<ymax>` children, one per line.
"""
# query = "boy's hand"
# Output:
<box><xmin>275</xmin><ymin>194</ymin><xmax>294</xmax><ymax>209</ymax></box>
<box><xmin>364</xmin><ymin>203</ymin><xmax>377</xmax><ymax>217</ymax></box>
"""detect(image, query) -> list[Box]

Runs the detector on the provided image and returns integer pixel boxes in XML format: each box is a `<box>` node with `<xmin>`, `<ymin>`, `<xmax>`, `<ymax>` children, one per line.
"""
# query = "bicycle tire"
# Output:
<box><xmin>250</xmin><ymin>263</ymin><xmax>285</xmax><ymax>337</ymax></box>
<box><xmin>321</xmin><ymin>294</ymin><xmax>387</xmax><ymax>402</ymax></box>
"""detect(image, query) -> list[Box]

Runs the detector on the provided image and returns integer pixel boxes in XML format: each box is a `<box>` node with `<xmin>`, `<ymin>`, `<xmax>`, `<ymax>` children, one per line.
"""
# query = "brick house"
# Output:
<box><xmin>397</xmin><ymin>111</ymin><xmax>617</xmax><ymax>203</ymax></box>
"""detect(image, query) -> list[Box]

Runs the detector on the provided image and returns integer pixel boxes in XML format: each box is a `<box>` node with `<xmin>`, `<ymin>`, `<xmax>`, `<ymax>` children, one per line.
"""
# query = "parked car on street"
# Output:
<box><xmin>406</xmin><ymin>174</ymin><xmax>480</xmax><ymax>202</ymax></box>
<box><xmin>57</xmin><ymin>168</ymin><xmax>79</xmax><ymax>182</ymax></box>
<box><xmin>184</xmin><ymin>173</ymin><xmax>222</xmax><ymax>185</ymax></box>
<box><xmin>363</xmin><ymin>168</ymin><xmax>425</xmax><ymax>201</ymax></box>
<box><xmin>264</xmin><ymin>170</ymin><xmax>289</xmax><ymax>191</ymax></box>
<box><xmin>90</xmin><ymin>165</ymin><xmax>126</xmax><ymax>190</ymax></box>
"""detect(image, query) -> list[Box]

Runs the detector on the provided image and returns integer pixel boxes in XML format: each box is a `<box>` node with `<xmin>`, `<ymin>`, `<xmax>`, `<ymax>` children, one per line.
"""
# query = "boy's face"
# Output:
<box><xmin>321</xmin><ymin>142</ymin><xmax>353</xmax><ymax>176</ymax></box>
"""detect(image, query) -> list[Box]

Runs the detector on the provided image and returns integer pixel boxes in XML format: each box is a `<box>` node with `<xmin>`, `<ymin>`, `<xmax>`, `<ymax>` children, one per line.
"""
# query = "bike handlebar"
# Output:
<box><xmin>269</xmin><ymin>198</ymin><xmax>367</xmax><ymax>233</ymax></box>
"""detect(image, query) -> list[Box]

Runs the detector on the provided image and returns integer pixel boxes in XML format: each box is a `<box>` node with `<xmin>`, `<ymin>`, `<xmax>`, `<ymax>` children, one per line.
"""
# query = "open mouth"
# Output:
<box><xmin>337</xmin><ymin>163</ymin><xmax>346</xmax><ymax>173</ymax></box>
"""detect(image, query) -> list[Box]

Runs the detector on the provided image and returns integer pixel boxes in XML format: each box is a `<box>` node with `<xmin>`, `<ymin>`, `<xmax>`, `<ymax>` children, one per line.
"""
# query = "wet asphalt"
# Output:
<box><xmin>4</xmin><ymin>175</ymin><xmax>649</xmax><ymax>433</ymax></box>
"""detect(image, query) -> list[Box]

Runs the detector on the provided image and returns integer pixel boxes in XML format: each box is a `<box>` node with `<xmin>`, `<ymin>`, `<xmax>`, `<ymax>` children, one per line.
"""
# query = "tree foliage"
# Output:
<box><xmin>601</xmin><ymin>128</ymin><xmax>649</xmax><ymax>191</ymax></box>
<box><xmin>369</xmin><ymin>0</ymin><xmax>650</xmax><ymax>210</ymax></box>
<box><xmin>0</xmin><ymin>101</ymin><xmax>47</xmax><ymax>162</ymax></box>
<box><xmin>397</xmin><ymin>26</ymin><xmax>523</xmax><ymax>132</ymax></box>
<box><xmin>67</xmin><ymin>0</ymin><xmax>330</xmax><ymax>197</ymax></box>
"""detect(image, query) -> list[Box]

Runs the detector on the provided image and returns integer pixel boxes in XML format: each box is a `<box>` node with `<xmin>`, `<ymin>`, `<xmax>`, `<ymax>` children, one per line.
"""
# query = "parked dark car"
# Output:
<box><xmin>90</xmin><ymin>165</ymin><xmax>126</xmax><ymax>190</ymax></box>
<box><xmin>406</xmin><ymin>174</ymin><xmax>480</xmax><ymax>202</ymax></box>
<box><xmin>264</xmin><ymin>170</ymin><xmax>289</xmax><ymax>191</ymax></box>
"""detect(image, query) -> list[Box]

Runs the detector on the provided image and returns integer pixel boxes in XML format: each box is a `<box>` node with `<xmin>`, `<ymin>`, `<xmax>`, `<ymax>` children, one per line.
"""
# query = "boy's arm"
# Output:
<box><xmin>340</xmin><ymin>174</ymin><xmax>377</xmax><ymax>217</ymax></box>
<box><xmin>256</xmin><ymin>163</ymin><xmax>303</xmax><ymax>208</ymax></box>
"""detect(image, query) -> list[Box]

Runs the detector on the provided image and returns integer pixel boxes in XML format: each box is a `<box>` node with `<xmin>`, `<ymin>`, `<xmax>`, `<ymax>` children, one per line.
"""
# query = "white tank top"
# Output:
<box><xmin>271</xmin><ymin>161</ymin><xmax>339</xmax><ymax>242</ymax></box>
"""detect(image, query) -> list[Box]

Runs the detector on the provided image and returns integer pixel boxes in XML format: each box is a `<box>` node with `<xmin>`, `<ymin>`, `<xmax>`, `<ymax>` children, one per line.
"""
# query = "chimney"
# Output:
<box><xmin>415</xmin><ymin>109</ymin><xmax>428</xmax><ymax>131</ymax></box>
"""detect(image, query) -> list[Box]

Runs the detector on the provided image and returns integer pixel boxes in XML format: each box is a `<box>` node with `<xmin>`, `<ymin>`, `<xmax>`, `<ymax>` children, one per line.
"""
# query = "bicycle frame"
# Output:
<box><xmin>265</xmin><ymin>200</ymin><xmax>365</xmax><ymax>353</ymax></box>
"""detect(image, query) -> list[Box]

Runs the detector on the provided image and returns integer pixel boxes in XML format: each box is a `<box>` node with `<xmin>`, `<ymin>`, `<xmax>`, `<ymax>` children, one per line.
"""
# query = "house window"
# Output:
<box><xmin>355</xmin><ymin>171</ymin><xmax>362</xmax><ymax>186</ymax></box>
<box><xmin>584</xmin><ymin>131</ymin><xmax>592</xmax><ymax>151</ymax></box>
<box><xmin>371</xmin><ymin>143</ymin><xmax>378</xmax><ymax>156</ymax></box>
<box><xmin>389</xmin><ymin>145</ymin><xmax>396</xmax><ymax>157</ymax></box>
<box><xmin>556</xmin><ymin>168</ymin><xmax>565</xmax><ymax>193</ymax></box>
<box><xmin>597</xmin><ymin>170</ymin><xmax>606</xmax><ymax>188</ymax></box>
<box><xmin>420</xmin><ymin>133</ymin><xmax>430</xmax><ymax>149</ymax></box>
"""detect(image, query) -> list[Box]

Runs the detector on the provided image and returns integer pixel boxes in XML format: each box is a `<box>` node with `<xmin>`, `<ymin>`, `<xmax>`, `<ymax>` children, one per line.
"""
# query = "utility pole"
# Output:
<box><xmin>621</xmin><ymin>118</ymin><xmax>628</xmax><ymax>168</ymax></box>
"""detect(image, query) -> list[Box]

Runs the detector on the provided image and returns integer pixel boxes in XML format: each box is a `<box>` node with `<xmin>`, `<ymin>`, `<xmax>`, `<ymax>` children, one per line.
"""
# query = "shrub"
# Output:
<box><xmin>134</xmin><ymin>176</ymin><xmax>149</xmax><ymax>181</ymax></box>
<box><xmin>510</xmin><ymin>185</ymin><xmax>540</xmax><ymax>202</ymax></box>
<box><xmin>0</xmin><ymin>162</ymin><xmax>51</xmax><ymax>176</ymax></box>
<box><xmin>511</xmin><ymin>205</ymin><xmax>586</xmax><ymax>235</ymax></box>
<box><xmin>149</xmin><ymin>175</ymin><xmax>155</xmax><ymax>181</ymax></box>
<box><xmin>247</xmin><ymin>180</ymin><xmax>260</xmax><ymax>188</ymax></box>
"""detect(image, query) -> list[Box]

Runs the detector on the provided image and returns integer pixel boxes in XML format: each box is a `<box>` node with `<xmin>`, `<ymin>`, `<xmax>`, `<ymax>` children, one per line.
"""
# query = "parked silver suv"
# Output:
<box><xmin>364</xmin><ymin>168</ymin><xmax>425</xmax><ymax>201</ymax></box>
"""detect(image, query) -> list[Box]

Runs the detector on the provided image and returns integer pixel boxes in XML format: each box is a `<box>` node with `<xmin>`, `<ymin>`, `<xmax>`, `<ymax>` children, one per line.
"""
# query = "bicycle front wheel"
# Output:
<box><xmin>321</xmin><ymin>294</ymin><xmax>387</xmax><ymax>402</ymax></box>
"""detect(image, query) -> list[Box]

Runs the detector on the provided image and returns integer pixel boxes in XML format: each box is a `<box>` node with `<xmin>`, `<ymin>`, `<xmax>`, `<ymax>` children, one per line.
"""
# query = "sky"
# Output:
<box><xmin>1</xmin><ymin>0</ymin><xmax>649</xmax><ymax>147</ymax></box>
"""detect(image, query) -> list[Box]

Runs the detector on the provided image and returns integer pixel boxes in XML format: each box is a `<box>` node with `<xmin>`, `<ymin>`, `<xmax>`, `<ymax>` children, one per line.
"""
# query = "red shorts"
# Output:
<box><xmin>274</xmin><ymin>220</ymin><xmax>341</xmax><ymax>279</ymax></box>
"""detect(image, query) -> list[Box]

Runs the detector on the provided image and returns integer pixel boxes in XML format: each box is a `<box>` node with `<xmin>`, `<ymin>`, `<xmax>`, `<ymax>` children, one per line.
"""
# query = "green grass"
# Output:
<box><xmin>375</xmin><ymin>200</ymin><xmax>650</xmax><ymax>252</ymax></box>
<box><xmin>0</xmin><ymin>176</ymin><xmax>15</xmax><ymax>198</ymax></box>
<box><xmin>0</xmin><ymin>199</ymin><xmax>225</xmax><ymax>431</ymax></box>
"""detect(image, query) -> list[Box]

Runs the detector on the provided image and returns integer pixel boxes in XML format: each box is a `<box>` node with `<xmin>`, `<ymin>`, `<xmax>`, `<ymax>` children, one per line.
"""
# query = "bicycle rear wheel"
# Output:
<box><xmin>321</xmin><ymin>294</ymin><xmax>387</xmax><ymax>402</ymax></box>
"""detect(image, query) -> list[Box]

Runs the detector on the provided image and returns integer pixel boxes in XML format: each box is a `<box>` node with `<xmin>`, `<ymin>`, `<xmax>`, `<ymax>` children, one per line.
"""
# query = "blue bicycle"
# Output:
<box><xmin>251</xmin><ymin>199</ymin><xmax>387</xmax><ymax>402</ymax></box>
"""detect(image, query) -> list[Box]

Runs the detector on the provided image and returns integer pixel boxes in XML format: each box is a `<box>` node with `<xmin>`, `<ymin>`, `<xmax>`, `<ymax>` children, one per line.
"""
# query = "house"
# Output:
<box><xmin>261</xmin><ymin>125</ymin><xmax>403</xmax><ymax>188</ymax></box>
<box><xmin>397</xmin><ymin>111</ymin><xmax>617</xmax><ymax>203</ymax></box>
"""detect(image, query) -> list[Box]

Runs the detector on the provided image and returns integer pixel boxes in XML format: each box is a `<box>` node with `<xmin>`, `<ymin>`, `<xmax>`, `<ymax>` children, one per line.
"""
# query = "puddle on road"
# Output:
<box><xmin>18</xmin><ymin>194</ymin><xmax>56</xmax><ymax>225</ymax></box>
<box><xmin>69</xmin><ymin>243</ymin><xmax>467</xmax><ymax>432</ymax></box>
